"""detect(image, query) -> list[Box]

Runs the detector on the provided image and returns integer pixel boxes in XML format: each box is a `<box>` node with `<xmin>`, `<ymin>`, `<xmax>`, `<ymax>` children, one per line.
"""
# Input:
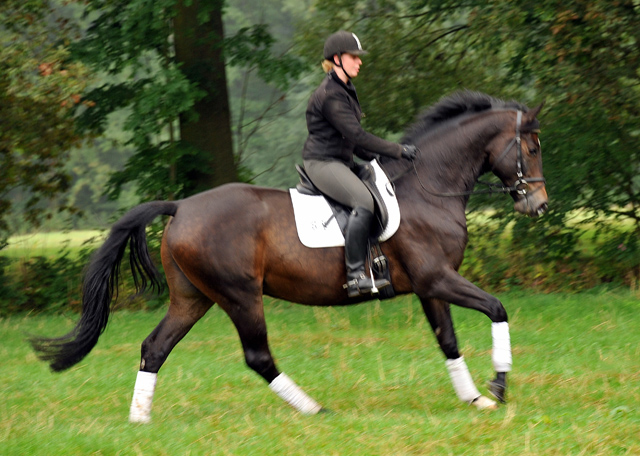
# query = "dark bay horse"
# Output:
<box><xmin>31</xmin><ymin>91</ymin><xmax>548</xmax><ymax>422</ymax></box>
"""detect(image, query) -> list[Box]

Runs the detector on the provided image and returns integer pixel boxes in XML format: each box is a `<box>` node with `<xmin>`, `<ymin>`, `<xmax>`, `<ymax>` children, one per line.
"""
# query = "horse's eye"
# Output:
<box><xmin>531</xmin><ymin>132</ymin><xmax>540</xmax><ymax>147</ymax></box>
<box><xmin>529</xmin><ymin>132</ymin><xmax>540</xmax><ymax>156</ymax></box>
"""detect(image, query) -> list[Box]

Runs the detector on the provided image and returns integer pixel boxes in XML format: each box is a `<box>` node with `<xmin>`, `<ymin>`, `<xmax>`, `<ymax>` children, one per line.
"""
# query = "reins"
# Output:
<box><xmin>398</xmin><ymin>110</ymin><xmax>545</xmax><ymax>198</ymax></box>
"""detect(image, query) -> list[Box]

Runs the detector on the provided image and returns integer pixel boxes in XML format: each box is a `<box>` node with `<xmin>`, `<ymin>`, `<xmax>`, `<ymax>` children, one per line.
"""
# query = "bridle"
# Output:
<box><xmin>409</xmin><ymin>110</ymin><xmax>546</xmax><ymax>198</ymax></box>
<box><xmin>490</xmin><ymin>110</ymin><xmax>546</xmax><ymax>195</ymax></box>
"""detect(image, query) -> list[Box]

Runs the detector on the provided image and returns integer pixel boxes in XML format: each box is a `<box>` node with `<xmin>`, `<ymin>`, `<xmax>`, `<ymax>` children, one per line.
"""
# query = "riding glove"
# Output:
<box><xmin>401</xmin><ymin>144</ymin><xmax>418</xmax><ymax>160</ymax></box>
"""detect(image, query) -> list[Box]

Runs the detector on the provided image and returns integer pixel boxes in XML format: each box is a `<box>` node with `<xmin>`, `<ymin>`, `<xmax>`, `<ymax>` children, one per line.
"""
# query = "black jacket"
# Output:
<box><xmin>302</xmin><ymin>71</ymin><xmax>402</xmax><ymax>166</ymax></box>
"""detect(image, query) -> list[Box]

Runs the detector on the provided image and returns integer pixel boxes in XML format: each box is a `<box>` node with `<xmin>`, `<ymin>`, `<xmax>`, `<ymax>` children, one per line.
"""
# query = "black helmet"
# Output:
<box><xmin>323</xmin><ymin>31</ymin><xmax>368</xmax><ymax>60</ymax></box>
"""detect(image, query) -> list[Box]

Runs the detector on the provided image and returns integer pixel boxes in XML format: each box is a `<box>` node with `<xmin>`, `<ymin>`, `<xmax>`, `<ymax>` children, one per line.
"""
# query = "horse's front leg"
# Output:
<box><xmin>422</xmin><ymin>268</ymin><xmax>512</xmax><ymax>404</ymax></box>
<box><xmin>420</xmin><ymin>298</ymin><xmax>498</xmax><ymax>410</ymax></box>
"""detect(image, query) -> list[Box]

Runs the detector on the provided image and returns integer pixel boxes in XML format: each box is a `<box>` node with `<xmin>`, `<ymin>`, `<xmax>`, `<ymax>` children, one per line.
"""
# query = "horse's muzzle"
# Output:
<box><xmin>514</xmin><ymin>186</ymin><xmax>548</xmax><ymax>217</ymax></box>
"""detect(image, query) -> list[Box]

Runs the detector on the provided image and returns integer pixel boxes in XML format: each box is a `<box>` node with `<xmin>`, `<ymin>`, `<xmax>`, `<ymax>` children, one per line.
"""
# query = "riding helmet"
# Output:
<box><xmin>323</xmin><ymin>31</ymin><xmax>368</xmax><ymax>60</ymax></box>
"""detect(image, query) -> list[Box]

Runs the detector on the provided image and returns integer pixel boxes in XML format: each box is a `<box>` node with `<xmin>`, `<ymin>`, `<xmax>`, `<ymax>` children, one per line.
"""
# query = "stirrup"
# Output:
<box><xmin>343</xmin><ymin>274</ymin><xmax>373</xmax><ymax>297</ymax></box>
<box><xmin>343</xmin><ymin>273</ymin><xmax>389</xmax><ymax>297</ymax></box>
<box><xmin>373</xmin><ymin>277</ymin><xmax>391</xmax><ymax>289</ymax></box>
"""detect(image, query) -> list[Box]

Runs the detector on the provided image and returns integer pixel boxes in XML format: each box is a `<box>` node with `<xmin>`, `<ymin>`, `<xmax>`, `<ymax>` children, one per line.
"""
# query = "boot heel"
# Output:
<box><xmin>344</xmin><ymin>274</ymin><xmax>374</xmax><ymax>297</ymax></box>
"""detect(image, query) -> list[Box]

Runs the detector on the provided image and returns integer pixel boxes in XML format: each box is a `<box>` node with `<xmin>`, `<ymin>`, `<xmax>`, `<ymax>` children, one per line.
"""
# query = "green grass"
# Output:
<box><xmin>1</xmin><ymin>290</ymin><xmax>639</xmax><ymax>455</ymax></box>
<box><xmin>1</xmin><ymin>230</ymin><xmax>104</xmax><ymax>259</ymax></box>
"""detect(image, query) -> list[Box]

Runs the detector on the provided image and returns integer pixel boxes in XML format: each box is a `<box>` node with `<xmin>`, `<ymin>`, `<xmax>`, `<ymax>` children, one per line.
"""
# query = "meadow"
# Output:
<box><xmin>1</xmin><ymin>230</ymin><xmax>104</xmax><ymax>259</ymax></box>
<box><xmin>1</xmin><ymin>290</ymin><xmax>638</xmax><ymax>455</ymax></box>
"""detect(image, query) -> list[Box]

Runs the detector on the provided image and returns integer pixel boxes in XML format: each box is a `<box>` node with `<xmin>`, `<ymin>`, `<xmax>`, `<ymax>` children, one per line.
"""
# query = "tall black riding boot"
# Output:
<box><xmin>344</xmin><ymin>207</ymin><xmax>390</xmax><ymax>297</ymax></box>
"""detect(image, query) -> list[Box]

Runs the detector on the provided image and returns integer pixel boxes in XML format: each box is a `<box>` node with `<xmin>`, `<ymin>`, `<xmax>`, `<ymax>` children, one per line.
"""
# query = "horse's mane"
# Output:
<box><xmin>400</xmin><ymin>90</ymin><xmax>528</xmax><ymax>144</ymax></box>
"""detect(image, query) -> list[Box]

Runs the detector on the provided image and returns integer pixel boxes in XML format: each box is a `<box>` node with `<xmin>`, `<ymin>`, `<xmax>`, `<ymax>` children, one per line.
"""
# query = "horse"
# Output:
<box><xmin>30</xmin><ymin>91</ymin><xmax>548</xmax><ymax>422</ymax></box>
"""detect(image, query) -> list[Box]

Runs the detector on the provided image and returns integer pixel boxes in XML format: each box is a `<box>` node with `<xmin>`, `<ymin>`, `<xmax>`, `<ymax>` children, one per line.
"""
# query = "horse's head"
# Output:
<box><xmin>486</xmin><ymin>105</ymin><xmax>548</xmax><ymax>217</ymax></box>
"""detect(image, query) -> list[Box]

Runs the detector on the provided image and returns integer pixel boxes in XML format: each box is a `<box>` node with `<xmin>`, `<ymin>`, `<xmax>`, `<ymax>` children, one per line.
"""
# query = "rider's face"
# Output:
<box><xmin>334</xmin><ymin>53</ymin><xmax>362</xmax><ymax>80</ymax></box>
<box><xmin>342</xmin><ymin>53</ymin><xmax>362</xmax><ymax>77</ymax></box>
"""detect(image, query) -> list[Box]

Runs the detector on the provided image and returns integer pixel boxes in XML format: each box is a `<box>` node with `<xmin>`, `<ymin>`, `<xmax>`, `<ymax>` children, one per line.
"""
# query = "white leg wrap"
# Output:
<box><xmin>129</xmin><ymin>371</ymin><xmax>157</xmax><ymax>423</ymax></box>
<box><xmin>269</xmin><ymin>373</ymin><xmax>322</xmax><ymax>415</ymax></box>
<box><xmin>445</xmin><ymin>356</ymin><xmax>481</xmax><ymax>403</ymax></box>
<box><xmin>492</xmin><ymin>322</ymin><xmax>512</xmax><ymax>372</ymax></box>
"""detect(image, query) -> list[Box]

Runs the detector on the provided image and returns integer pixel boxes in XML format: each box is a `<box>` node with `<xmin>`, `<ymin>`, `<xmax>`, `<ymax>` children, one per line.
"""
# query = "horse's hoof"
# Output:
<box><xmin>488</xmin><ymin>379</ymin><xmax>507</xmax><ymax>403</ymax></box>
<box><xmin>318</xmin><ymin>407</ymin><xmax>334</xmax><ymax>415</ymax></box>
<box><xmin>471</xmin><ymin>395</ymin><xmax>498</xmax><ymax>411</ymax></box>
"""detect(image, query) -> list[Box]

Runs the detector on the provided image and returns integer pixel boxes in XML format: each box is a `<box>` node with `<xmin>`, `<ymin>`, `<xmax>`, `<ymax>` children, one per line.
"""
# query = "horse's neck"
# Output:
<box><xmin>427</xmin><ymin>121</ymin><xmax>498</xmax><ymax>188</ymax></box>
<box><xmin>388</xmin><ymin>111</ymin><xmax>507</xmax><ymax>209</ymax></box>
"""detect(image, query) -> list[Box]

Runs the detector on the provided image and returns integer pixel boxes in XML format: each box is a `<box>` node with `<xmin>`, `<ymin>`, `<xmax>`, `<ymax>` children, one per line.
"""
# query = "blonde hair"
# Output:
<box><xmin>322</xmin><ymin>59</ymin><xmax>334</xmax><ymax>73</ymax></box>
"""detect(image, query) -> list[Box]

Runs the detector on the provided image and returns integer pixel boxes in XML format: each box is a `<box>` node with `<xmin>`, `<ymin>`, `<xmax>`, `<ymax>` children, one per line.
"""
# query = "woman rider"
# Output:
<box><xmin>302</xmin><ymin>30</ymin><xmax>418</xmax><ymax>298</ymax></box>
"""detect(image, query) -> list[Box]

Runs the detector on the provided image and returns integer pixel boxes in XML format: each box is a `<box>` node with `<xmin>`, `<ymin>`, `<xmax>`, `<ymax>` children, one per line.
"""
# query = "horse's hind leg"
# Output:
<box><xmin>130</xmin><ymin>260</ymin><xmax>213</xmax><ymax>423</ymax></box>
<box><xmin>420</xmin><ymin>298</ymin><xmax>497</xmax><ymax>410</ymax></box>
<box><xmin>217</xmin><ymin>293</ymin><xmax>323</xmax><ymax>415</ymax></box>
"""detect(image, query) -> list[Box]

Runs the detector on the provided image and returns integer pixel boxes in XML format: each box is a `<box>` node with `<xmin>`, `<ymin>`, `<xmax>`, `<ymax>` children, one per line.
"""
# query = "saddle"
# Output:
<box><xmin>296</xmin><ymin>162</ymin><xmax>390</xmax><ymax>238</ymax></box>
<box><xmin>295</xmin><ymin>162</ymin><xmax>395</xmax><ymax>300</ymax></box>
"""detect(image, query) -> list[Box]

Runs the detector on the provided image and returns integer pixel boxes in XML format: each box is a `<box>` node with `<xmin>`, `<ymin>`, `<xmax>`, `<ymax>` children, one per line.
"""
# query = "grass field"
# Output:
<box><xmin>1</xmin><ymin>290</ymin><xmax>638</xmax><ymax>455</ymax></box>
<box><xmin>1</xmin><ymin>230</ymin><xmax>104</xmax><ymax>259</ymax></box>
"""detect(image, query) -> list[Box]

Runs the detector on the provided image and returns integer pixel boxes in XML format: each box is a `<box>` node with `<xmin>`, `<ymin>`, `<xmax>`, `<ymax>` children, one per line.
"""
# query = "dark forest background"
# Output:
<box><xmin>1</xmin><ymin>0</ymin><xmax>638</xmax><ymax>313</ymax></box>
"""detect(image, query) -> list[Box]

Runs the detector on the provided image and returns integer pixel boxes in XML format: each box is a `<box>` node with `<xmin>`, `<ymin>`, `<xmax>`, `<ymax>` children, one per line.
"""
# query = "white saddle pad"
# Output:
<box><xmin>289</xmin><ymin>160</ymin><xmax>401</xmax><ymax>248</ymax></box>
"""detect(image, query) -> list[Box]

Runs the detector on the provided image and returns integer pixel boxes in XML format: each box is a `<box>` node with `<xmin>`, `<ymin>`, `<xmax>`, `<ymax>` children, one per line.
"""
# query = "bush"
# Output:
<box><xmin>0</xmin><ymin>220</ymin><xmax>637</xmax><ymax>316</ymax></box>
<box><xmin>0</xmin><ymin>241</ymin><xmax>168</xmax><ymax>316</ymax></box>
<box><xmin>461</xmin><ymin>217</ymin><xmax>635</xmax><ymax>293</ymax></box>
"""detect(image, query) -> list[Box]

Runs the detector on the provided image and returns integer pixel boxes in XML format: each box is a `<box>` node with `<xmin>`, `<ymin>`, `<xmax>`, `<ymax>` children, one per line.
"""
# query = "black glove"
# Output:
<box><xmin>401</xmin><ymin>144</ymin><xmax>418</xmax><ymax>160</ymax></box>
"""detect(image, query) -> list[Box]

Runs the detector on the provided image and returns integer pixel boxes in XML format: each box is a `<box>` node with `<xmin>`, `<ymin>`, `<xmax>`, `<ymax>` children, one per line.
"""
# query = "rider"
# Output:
<box><xmin>302</xmin><ymin>30</ymin><xmax>418</xmax><ymax>298</ymax></box>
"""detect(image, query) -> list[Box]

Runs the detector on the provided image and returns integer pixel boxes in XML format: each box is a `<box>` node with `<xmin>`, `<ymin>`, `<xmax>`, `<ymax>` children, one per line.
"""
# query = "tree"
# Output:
<box><xmin>295</xmin><ymin>0</ymin><xmax>639</xmax><ymax>281</ymax></box>
<box><xmin>173</xmin><ymin>0</ymin><xmax>236</xmax><ymax>193</ymax></box>
<box><xmin>471</xmin><ymin>0</ymin><xmax>640</xmax><ymax>279</ymax></box>
<box><xmin>297</xmin><ymin>1</ymin><xmax>491</xmax><ymax>136</ymax></box>
<box><xmin>0</xmin><ymin>0</ymin><xmax>91</xmax><ymax>238</ymax></box>
<box><xmin>73</xmin><ymin>0</ymin><xmax>303</xmax><ymax>200</ymax></box>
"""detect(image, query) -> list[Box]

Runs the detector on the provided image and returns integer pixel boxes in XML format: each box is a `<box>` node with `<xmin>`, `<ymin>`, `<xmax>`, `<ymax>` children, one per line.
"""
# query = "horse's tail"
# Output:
<box><xmin>29</xmin><ymin>200</ymin><xmax>179</xmax><ymax>372</ymax></box>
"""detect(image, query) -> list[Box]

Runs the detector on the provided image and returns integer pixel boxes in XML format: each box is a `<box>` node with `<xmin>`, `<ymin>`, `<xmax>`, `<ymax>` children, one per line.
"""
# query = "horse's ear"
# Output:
<box><xmin>526</xmin><ymin>101</ymin><xmax>545</xmax><ymax>121</ymax></box>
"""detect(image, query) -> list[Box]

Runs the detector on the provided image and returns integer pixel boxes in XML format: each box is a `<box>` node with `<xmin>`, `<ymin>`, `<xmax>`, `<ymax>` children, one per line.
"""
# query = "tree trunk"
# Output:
<box><xmin>174</xmin><ymin>0</ymin><xmax>237</xmax><ymax>194</ymax></box>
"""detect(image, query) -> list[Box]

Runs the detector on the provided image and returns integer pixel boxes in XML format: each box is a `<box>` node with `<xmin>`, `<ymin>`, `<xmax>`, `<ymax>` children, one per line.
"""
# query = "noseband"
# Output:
<box><xmin>412</xmin><ymin>110</ymin><xmax>546</xmax><ymax>198</ymax></box>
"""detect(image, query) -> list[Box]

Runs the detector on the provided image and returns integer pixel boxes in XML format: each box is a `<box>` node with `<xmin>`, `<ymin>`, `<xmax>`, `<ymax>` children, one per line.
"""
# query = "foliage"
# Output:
<box><xmin>1</xmin><ymin>218</ymin><xmax>636</xmax><ymax>317</ymax></box>
<box><xmin>71</xmin><ymin>0</ymin><xmax>208</xmax><ymax>199</ymax></box>
<box><xmin>471</xmin><ymin>0</ymin><xmax>640</xmax><ymax>280</ymax></box>
<box><xmin>215</xmin><ymin>0</ymin><xmax>313</xmax><ymax>188</ymax></box>
<box><xmin>294</xmin><ymin>0</ymin><xmax>640</xmax><ymax>282</ymax></box>
<box><xmin>0</xmin><ymin>0</ymin><xmax>93</xmax><ymax>238</ymax></box>
<box><xmin>0</xmin><ymin>253</ymin><xmax>86</xmax><ymax>315</ymax></box>
<box><xmin>225</xmin><ymin>25</ymin><xmax>303</xmax><ymax>92</ymax></box>
<box><xmin>296</xmin><ymin>1</ymin><xmax>488</xmax><ymax>137</ymax></box>
<box><xmin>0</xmin><ymin>239</ymin><xmax>168</xmax><ymax>317</ymax></box>
<box><xmin>592</xmin><ymin>225</ymin><xmax>640</xmax><ymax>285</ymax></box>
<box><xmin>0</xmin><ymin>257</ymin><xmax>21</xmax><ymax>307</ymax></box>
<box><xmin>72</xmin><ymin>0</ymin><xmax>305</xmax><ymax>200</ymax></box>
<box><xmin>462</xmin><ymin>218</ymin><xmax>601</xmax><ymax>292</ymax></box>
<box><xmin>62</xmin><ymin>138</ymin><xmax>140</xmax><ymax>229</ymax></box>
<box><xmin>3</xmin><ymin>0</ymin><xmax>640</xmax><ymax>289</ymax></box>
